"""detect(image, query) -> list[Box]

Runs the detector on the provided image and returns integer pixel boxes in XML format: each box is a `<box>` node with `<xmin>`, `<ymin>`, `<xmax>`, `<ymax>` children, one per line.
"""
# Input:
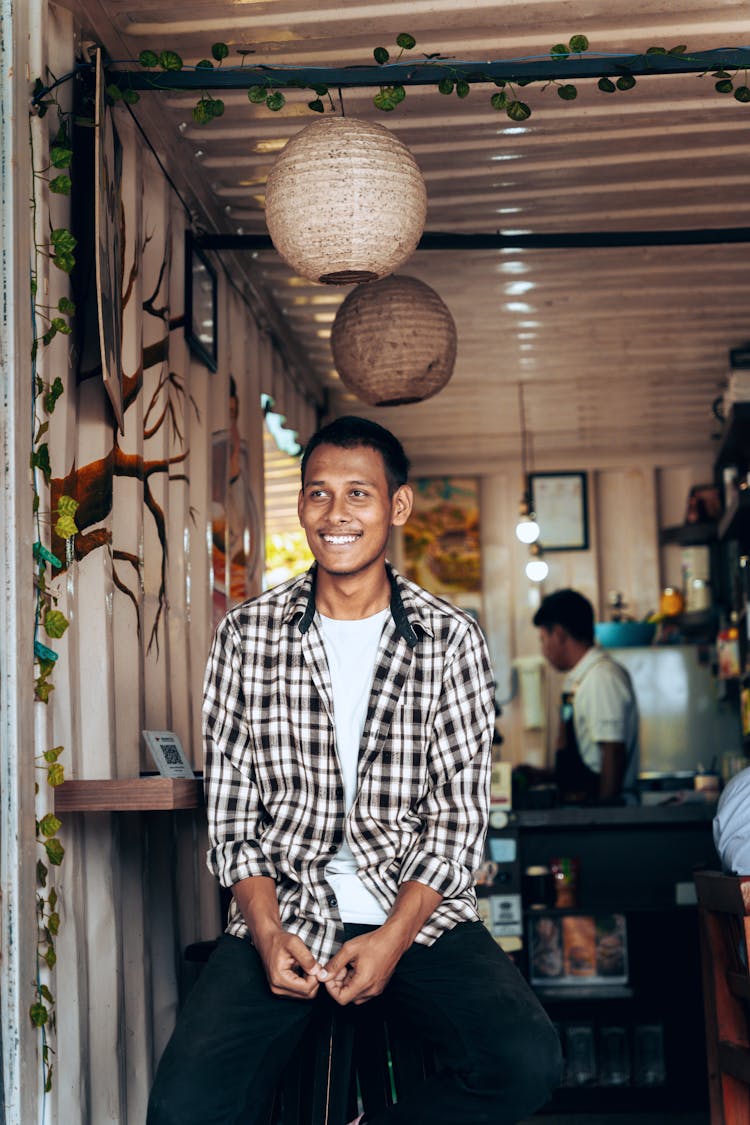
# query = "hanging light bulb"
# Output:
<box><xmin>514</xmin><ymin>383</ymin><xmax>541</xmax><ymax>544</ymax></box>
<box><xmin>515</xmin><ymin>493</ymin><xmax>540</xmax><ymax>544</ymax></box>
<box><xmin>525</xmin><ymin>542</ymin><xmax>549</xmax><ymax>583</ymax></box>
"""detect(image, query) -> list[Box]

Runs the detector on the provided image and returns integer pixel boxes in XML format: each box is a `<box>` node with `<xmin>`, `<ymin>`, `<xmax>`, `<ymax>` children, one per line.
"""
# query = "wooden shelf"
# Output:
<box><xmin>659</xmin><ymin>521</ymin><xmax>716</xmax><ymax>546</ymax></box>
<box><xmin>54</xmin><ymin>777</ymin><xmax>204</xmax><ymax>813</ymax></box>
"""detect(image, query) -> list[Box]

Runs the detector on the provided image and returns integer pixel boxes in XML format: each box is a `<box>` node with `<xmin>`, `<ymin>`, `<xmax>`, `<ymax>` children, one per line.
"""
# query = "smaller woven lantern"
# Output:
<box><xmin>264</xmin><ymin>116</ymin><xmax>427</xmax><ymax>285</ymax></box>
<box><xmin>331</xmin><ymin>275</ymin><xmax>457</xmax><ymax>406</ymax></box>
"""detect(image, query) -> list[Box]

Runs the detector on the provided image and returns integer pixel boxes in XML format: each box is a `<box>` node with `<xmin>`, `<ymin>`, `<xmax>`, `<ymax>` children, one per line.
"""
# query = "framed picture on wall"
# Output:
<box><xmin>529</xmin><ymin>471</ymin><xmax>589</xmax><ymax>551</ymax></box>
<box><xmin>185</xmin><ymin>230</ymin><xmax>218</xmax><ymax>370</ymax></box>
<box><xmin>94</xmin><ymin>48</ymin><xmax>125</xmax><ymax>433</ymax></box>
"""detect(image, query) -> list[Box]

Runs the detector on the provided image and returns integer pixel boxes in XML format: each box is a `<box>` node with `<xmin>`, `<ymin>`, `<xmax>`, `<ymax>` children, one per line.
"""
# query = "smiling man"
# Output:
<box><xmin>148</xmin><ymin>416</ymin><xmax>561</xmax><ymax>1125</ymax></box>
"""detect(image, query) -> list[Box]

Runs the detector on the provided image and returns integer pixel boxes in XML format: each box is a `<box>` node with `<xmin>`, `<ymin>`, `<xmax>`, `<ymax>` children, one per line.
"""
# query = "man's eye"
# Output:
<box><xmin>351</xmin><ymin>490</ymin><xmax>367</xmax><ymax>498</ymax></box>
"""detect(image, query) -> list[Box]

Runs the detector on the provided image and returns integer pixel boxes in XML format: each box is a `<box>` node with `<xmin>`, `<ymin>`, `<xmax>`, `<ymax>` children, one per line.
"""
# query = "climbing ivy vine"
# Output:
<box><xmin>28</xmin><ymin>69</ymin><xmax>82</xmax><ymax>1094</ymax></box>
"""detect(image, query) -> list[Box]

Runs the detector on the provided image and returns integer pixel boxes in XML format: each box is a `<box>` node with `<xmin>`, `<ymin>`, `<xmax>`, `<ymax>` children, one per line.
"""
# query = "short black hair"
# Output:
<box><xmin>533</xmin><ymin>588</ymin><xmax>595</xmax><ymax>645</ymax></box>
<box><xmin>300</xmin><ymin>415</ymin><xmax>410</xmax><ymax>495</ymax></box>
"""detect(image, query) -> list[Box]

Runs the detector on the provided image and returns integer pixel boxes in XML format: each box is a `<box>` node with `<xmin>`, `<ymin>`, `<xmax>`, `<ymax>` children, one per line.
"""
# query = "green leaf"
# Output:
<box><xmin>40</xmin><ymin>983</ymin><xmax>54</xmax><ymax>1002</ymax></box>
<box><xmin>44</xmin><ymin>745</ymin><xmax>64</xmax><ymax>763</ymax></box>
<box><xmin>49</xmin><ymin>174</ymin><xmax>72</xmax><ymax>195</ymax></box>
<box><xmin>37</xmin><ymin>859</ymin><xmax>48</xmax><ymax>887</ymax></box>
<box><xmin>54</xmin><ymin>514</ymin><xmax>78</xmax><ymax>540</ymax></box>
<box><xmin>158</xmin><ymin>51</ymin><xmax>183</xmax><ymax>71</ymax></box>
<box><xmin>646</xmin><ymin>46</ymin><xmax>667</xmax><ymax>55</ymax></box>
<box><xmin>456</xmin><ymin>80</ymin><xmax>470</xmax><ymax>99</ymax></box>
<box><xmin>558</xmin><ymin>84</ymin><xmax>578</xmax><ymax>100</ymax></box>
<box><xmin>47</xmin><ymin>763</ymin><xmax>65</xmax><ymax>787</ymax></box>
<box><xmin>48</xmin><ymin>912</ymin><xmax>60</xmax><ymax>937</ymax></box>
<box><xmin>211</xmin><ymin>42</ymin><xmax>229</xmax><ymax>61</ymax></box>
<box><xmin>51</xmin><ymin>317</ymin><xmax>72</xmax><ymax>335</ymax></box>
<box><xmin>122</xmin><ymin>89</ymin><xmax>140</xmax><ymax>105</ymax></box>
<box><xmin>42</xmin><ymin>325</ymin><xmax>58</xmax><ymax>346</ymax></box>
<box><xmin>52</xmin><ymin>251</ymin><xmax>74</xmax><ymax>274</ymax></box>
<box><xmin>58</xmin><ymin>494</ymin><xmax>79</xmax><ymax>517</ymax></box>
<box><xmin>311</xmin><ymin>84</ymin><xmax>329</xmax><ymax>96</ymax></box>
<box><xmin>391</xmin><ymin>84</ymin><xmax>406</xmax><ymax>104</ymax></box>
<box><xmin>139</xmin><ymin>50</ymin><xmax>158</xmax><ymax>68</ymax></box>
<box><xmin>196</xmin><ymin>59</ymin><xmax>214</xmax><ymax>69</ymax></box>
<box><xmin>50</xmin><ymin>228</ymin><xmax>77</xmax><ymax>254</ymax></box>
<box><xmin>568</xmin><ymin>34</ymin><xmax>589</xmax><ymax>53</ymax></box>
<box><xmin>396</xmin><ymin>33</ymin><xmax>416</xmax><ymax>50</ymax></box>
<box><xmin>105</xmin><ymin>83</ymin><xmax>123</xmax><ymax>102</ymax></box>
<box><xmin>493</xmin><ymin>79</ymin><xmax>506</xmax><ymax>88</ymax></box>
<box><xmin>50</xmin><ymin>146</ymin><xmax>73</xmax><ymax>169</ymax></box>
<box><xmin>44</xmin><ymin>610</ymin><xmax>69</xmax><ymax>639</ymax></box>
<box><xmin>44</xmin><ymin>945</ymin><xmax>57</xmax><ymax>968</ymax></box>
<box><xmin>550</xmin><ymin>44</ymin><xmax>569</xmax><ymax>59</ymax></box>
<box><xmin>490</xmin><ymin>90</ymin><xmax>508</xmax><ymax>110</ymax></box>
<box><xmin>45</xmin><ymin>376</ymin><xmax>65</xmax><ymax>413</ymax></box>
<box><xmin>265</xmin><ymin>91</ymin><xmax>285</xmax><ymax>111</ymax></box>
<box><xmin>373</xmin><ymin>89</ymin><xmax>396</xmax><ymax>111</ymax></box>
<box><xmin>57</xmin><ymin>296</ymin><xmax>75</xmax><ymax>314</ymax></box>
<box><xmin>211</xmin><ymin>98</ymin><xmax>225</xmax><ymax>117</ymax></box>
<box><xmin>598</xmin><ymin>77</ymin><xmax>616</xmax><ymax>93</ymax></box>
<box><xmin>45</xmin><ymin>838</ymin><xmax>65</xmax><ymax>866</ymax></box>
<box><xmin>192</xmin><ymin>99</ymin><xmax>213</xmax><ymax>125</ymax></box>
<box><xmin>248</xmin><ymin>86</ymin><xmax>268</xmax><ymax>104</ymax></box>
<box><xmin>616</xmin><ymin>74</ymin><xmax>637</xmax><ymax>91</ymax></box>
<box><xmin>668</xmin><ymin>44</ymin><xmax>687</xmax><ymax>55</ymax></box>
<box><xmin>48</xmin><ymin>887</ymin><xmax>57</xmax><ymax>909</ymax></box>
<box><xmin>35</xmin><ymin>421</ymin><xmax>49</xmax><ymax>444</ymax></box>
<box><xmin>39</xmin><ymin>813</ymin><xmax>62</xmax><ymax>838</ymax></box>
<box><xmin>715</xmin><ymin>79</ymin><xmax>734</xmax><ymax>94</ymax></box>
<box><xmin>373</xmin><ymin>47</ymin><xmax>390</xmax><ymax>65</ymax></box>
<box><xmin>506</xmin><ymin>100</ymin><xmax>532</xmax><ymax>121</ymax></box>
<box><xmin>30</xmin><ymin>1002</ymin><xmax>49</xmax><ymax>1028</ymax></box>
<box><xmin>308</xmin><ymin>98</ymin><xmax>325</xmax><ymax>113</ymax></box>
<box><xmin>31</xmin><ymin>443</ymin><xmax>51</xmax><ymax>483</ymax></box>
<box><xmin>35</xmin><ymin>678</ymin><xmax>54</xmax><ymax>704</ymax></box>
<box><xmin>734</xmin><ymin>85</ymin><xmax>750</xmax><ymax>102</ymax></box>
<box><xmin>438</xmin><ymin>77</ymin><xmax>454</xmax><ymax>95</ymax></box>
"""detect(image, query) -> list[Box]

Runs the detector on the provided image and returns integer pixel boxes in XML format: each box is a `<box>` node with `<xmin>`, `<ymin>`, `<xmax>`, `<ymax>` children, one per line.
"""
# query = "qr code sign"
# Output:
<box><xmin>161</xmin><ymin>743</ymin><xmax>181</xmax><ymax>765</ymax></box>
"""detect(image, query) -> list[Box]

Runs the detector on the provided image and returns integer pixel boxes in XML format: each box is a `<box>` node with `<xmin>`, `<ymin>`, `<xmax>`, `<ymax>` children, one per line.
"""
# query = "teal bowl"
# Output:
<box><xmin>595</xmin><ymin>621</ymin><xmax>656</xmax><ymax>648</ymax></box>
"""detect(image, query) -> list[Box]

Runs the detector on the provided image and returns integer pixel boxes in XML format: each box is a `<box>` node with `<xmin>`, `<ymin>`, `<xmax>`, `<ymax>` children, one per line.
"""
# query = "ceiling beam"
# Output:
<box><xmin>197</xmin><ymin>228</ymin><xmax>750</xmax><ymax>252</ymax></box>
<box><xmin>106</xmin><ymin>48</ymin><xmax>750</xmax><ymax>91</ymax></box>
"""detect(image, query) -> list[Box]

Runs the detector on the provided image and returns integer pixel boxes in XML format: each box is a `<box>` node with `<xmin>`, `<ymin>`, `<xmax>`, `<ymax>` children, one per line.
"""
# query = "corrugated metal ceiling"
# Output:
<box><xmin>75</xmin><ymin>0</ymin><xmax>750</xmax><ymax>471</ymax></box>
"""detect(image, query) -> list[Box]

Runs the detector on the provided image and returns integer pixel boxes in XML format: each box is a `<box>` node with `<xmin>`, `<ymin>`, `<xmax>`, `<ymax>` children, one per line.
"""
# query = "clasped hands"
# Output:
<box><xmin>259</xmin><ymin>926</ymin><xmax>403</xmax><ymax>1007</ymax></box>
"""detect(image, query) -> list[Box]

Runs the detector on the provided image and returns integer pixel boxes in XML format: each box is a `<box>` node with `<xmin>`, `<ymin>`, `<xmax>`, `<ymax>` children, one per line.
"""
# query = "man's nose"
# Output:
<box><xmin>329</xmin><ymin>494</ymin><xmax>350</xmax><ymax>521</ymax></box>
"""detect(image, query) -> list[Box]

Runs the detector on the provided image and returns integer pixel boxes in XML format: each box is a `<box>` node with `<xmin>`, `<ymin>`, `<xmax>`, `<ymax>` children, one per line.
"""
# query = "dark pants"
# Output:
<box><xmin>147</xmin><ymin>921</ymin><xmax>562</xmax><ymax>1125</ymax></box>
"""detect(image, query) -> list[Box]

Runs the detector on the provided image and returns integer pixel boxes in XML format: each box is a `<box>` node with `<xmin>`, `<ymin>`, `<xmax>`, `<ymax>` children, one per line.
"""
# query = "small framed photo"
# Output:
<box><xmin>185</xmin><ymin>231</ymin><xmax>218</xmax><ymax>371</ymax></box>
<box><xmin>529</xmin><ymin>471</ymin><xmax>589</xmax><ymax>551</ymax></box>
<box><xmin>142</xmin><ymin>730</ymin><xmax>194</xmax><ymax>779</ymax></box>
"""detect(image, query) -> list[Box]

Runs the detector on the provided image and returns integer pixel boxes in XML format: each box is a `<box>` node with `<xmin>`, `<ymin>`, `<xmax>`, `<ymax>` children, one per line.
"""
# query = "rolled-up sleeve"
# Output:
<box><xmin>202</xmin><ymin>614</ymin><xmax>277</xmax><ymax>886</ymax></box>
<box><xmin>399</xmin><ymin>621</ymin><xmax>495</xmax><ymax>899</ymax></box>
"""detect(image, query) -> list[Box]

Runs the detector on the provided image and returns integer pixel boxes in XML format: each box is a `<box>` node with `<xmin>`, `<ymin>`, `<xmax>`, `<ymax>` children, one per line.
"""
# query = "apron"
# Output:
<box><xmin>554</xmin><ymin>689</ymin><xmax>601</xmax><ymax>803</ymax></box>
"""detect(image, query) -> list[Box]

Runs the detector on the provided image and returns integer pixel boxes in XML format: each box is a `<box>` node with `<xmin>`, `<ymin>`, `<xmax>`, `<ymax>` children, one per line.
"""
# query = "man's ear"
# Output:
<box><xmin>297</xmin><ymin>489</ymin><xmax>304</xmax><ymax>525</ymax></box>
<box><xmin>391</xmin><ymin>483</ymin><xmax>413</xmax><ymax>527</ymax></box>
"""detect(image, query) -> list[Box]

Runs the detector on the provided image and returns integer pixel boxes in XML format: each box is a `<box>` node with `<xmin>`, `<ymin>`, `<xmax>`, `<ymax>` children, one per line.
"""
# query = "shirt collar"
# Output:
<box><xmin>282</xmin><ymin>563</ymin><xmax>431</xmax><ymax>648</ymax></box>
<box><xmin>564</xmin><ymin>644</ymin><xmax>606</xmax><ymax>687</ymax></box>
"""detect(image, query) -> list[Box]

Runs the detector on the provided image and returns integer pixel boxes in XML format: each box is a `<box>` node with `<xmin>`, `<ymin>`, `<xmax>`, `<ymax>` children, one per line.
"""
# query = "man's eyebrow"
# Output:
<box><xmin>304</xmin><ymin>477</ymin><xmax>377</xmax><ymax>488</ymax></box>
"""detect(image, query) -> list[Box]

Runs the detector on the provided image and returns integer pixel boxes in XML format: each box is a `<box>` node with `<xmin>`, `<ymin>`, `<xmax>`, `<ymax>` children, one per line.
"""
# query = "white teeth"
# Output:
<box><xmin>323</xmin><ymin>535</ymin><xmax>358</xmax><ymax>544</ymax></box>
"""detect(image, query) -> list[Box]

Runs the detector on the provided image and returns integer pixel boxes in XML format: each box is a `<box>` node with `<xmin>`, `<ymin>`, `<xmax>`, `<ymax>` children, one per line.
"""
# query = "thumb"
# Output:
<box><xmin>288</xmin><ymin>935</ymin><xmax>328</xmax><ymax>980</ymax></box>
<box><xmin>325</xmin><ymin>947</ymin><xmax>353</xmax><ymax>982</ymax></box>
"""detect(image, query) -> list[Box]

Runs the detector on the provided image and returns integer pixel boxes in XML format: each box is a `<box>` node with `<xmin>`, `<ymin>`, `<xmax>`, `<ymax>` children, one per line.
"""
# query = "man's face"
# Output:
<box><xmin>298</xmin><ymin>443</ymin><xmax>412</xmax><ymax>580</ymax></box>
<box><xmin>539</xmin><ymin>624</ymin><xmax>569</xmax><ymax>671</ymax></box>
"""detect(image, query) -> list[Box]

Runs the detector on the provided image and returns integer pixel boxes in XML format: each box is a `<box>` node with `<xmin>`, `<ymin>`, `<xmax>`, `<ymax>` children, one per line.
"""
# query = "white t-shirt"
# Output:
<box><xmin>318</xmin><ymin>609</ymin><xmax>389</xmax><ymax>924</ymax></box>
<box><xmin>563</xmin><ymin>646</ymin><xmax>640</xmax><ymax>794</ymax></box>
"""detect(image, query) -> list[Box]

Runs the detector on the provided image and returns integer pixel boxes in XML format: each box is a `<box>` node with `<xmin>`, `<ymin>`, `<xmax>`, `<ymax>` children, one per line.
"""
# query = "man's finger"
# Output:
<box><xmin>286</xmin><ymin>935</ymin><xmax>328</xmax><ymax>980</ymax></box>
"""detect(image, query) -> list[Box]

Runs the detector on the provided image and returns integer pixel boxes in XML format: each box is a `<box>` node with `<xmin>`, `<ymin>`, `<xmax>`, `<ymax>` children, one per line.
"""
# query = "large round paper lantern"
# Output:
<box><xmin>264</xmin><ymin>117</ymin><xmax>427</xmax><ymax>285</ymax></box>
<box><xmin>331</xmin><ymin>275</ymin><xmax>457</xmax><ymax>406</ymax></box>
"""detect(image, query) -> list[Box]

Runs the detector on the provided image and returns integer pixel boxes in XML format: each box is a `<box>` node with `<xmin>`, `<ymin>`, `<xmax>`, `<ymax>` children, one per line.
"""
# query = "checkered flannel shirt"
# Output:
<box><xmin>203</xmin><ymin>563</ymin><xmax>495</xmax><ymax>964</ymax></box>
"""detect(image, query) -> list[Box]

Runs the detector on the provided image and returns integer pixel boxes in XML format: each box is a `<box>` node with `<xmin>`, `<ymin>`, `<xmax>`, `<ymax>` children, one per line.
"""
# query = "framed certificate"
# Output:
<box><xmin>529</xmin><ymin>471</ymin><xmax>589</xmax><ymax>551</ymax></box>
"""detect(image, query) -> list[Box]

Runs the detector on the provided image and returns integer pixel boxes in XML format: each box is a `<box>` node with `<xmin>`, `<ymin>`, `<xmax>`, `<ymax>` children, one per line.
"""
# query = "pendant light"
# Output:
<box><xmin>515</xmin><ymin>382</ymin><xmax>540</xmax><ymax>544</ymax></box>
<box><xmin>264</xmin><ymin>116</ymin><xmax>427</xmax><ymax>285</ymax></box>
<box><xmin>525</xmin><ymin>543</ymin><xmax>549</xmax><ymax>583</ymax></box>
<box><xmin>331</xmin><ymin>274</ymin><xmax>457</xmax><ymax>406</ymax></box>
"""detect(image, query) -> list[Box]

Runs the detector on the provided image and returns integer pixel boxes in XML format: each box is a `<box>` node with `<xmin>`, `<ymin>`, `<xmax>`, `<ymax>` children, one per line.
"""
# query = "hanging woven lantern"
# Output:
<box><xmin>331</xmin><ymin>274</ymin><xmax>457</xmax><ymax>406</ymax></box>
<box><xmin>264</xmin><ymin>117</ymin><xmax>427</xmax><ymax>285</ymax></box>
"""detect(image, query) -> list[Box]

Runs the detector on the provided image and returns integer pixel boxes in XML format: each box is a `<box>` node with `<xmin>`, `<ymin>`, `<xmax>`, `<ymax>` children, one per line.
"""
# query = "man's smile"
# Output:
<box><xmin>321</xmin><ymin>533</ymin><xmax>361</xmax><ymax>544</ymax></box>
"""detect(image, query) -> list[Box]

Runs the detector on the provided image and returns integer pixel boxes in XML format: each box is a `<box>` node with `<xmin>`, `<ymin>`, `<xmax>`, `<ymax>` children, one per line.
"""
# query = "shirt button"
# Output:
<box><xmin>328</xmin><ymin>844</ymin><xmax>338</xmax><ymax>854</ymax></box>
<box><xmin>327</xmin><ymin>894</ymin><xmax>337</xmax><ymax>907</ymax></box>
<box><xmin>335</xmin><ymin>787</ymin><xmax>344</xmax><ymax>799</ymax></box>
